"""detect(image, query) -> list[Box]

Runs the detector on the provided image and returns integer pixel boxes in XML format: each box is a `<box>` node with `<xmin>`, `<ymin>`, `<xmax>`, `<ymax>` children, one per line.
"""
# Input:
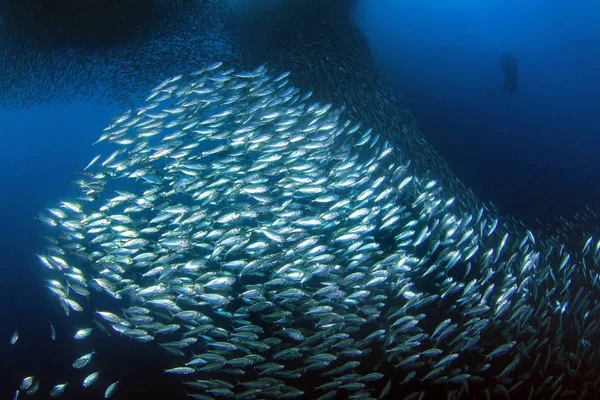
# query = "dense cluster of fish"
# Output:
<box><xmin>33</xmin><ymin>63</ymin><xmax>600</xmax><ymax>399</ymax></box>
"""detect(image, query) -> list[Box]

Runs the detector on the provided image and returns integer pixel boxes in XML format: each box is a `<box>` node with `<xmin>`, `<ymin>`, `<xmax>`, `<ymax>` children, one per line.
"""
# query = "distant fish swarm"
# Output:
<box><xmin>35</xmin><ymin>63</ymin><xmax>600</xmax><ymax>400</ymax></box>
<box><xmin>0</xmin><ymin>0</ymin><xmax>239</xmax><ymax>109</ymax></box>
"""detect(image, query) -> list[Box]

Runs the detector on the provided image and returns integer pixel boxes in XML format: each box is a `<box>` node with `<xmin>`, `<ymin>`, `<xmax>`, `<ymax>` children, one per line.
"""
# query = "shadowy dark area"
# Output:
<box><xmin>487</xmin><ymin>53</ymin><xmax>519</xmax><ymax>95</ymax></box>
<box><xmin>500</xmin><ymin>53</ymin><xmax>519</xmax><ymax>94</ymax></box>
<box><xmin>0</xmin><ymin>0</ymin><xmax>158</xmax><ymax>46</ymax></box>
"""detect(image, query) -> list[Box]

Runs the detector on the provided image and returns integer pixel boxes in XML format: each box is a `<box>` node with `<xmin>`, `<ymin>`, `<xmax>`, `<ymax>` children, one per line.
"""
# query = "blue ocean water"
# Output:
<box><xmin>353</xmin><ymin>0</ymin><xmax>600</xmax><ymax>224</ymax></box>
<box><xmin>0</xmin><ymin>1</ymin><xmax>598</xmax><ymax>399</ymax></box>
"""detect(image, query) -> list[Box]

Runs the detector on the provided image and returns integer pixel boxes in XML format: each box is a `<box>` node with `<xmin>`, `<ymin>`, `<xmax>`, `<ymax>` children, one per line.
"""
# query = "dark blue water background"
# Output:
<box><xmin>354</xmin><ymin>0</ymin><xmax>600</xmax><ymax>223</ymax></box>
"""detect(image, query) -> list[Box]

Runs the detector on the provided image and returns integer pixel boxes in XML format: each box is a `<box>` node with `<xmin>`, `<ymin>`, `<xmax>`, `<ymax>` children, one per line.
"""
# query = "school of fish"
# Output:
<box><xmin>29</xmin><ymin>61</ymin><xmax>600</xmax><ymax>400</ymax></box>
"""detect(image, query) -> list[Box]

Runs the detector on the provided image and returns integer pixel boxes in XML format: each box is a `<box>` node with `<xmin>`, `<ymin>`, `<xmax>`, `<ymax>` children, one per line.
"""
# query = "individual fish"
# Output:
<box><xmin>73</xmin><ymin>351</ymin><xmax>95</xmax><ymax>369</ymax></box>
<box><xmin>26</xmin><ymin>381</ymin><xmax>39</xmax><ymax>396</ymax></box>
<box><xmin>486</xmin><ymin>341</ymin><xmax>517</xmax><ymax>359</ymax></box>
<box><xmin>82</xmin><ymin>371</ymin><xmax>100</xmax><ymax>388</ymax></box>
<box><xmin>10</xmin><ymin>329</ymin><xmax>18</xmax><ymax>345</ymax></box>
<box><xmin>74</xmin><ymin>328</ymin><xmax>93</xmax><ymax>340</ymax></box>
<box><xmin>20</xmin><ymin>376</ymin><xmax>34</xmax><ymax>391</ymax></box>
<box><xmin>104</xmin><ymin>381</ymin><xmax>119</xmax><ymax>398</ymax></box>
<box><xmin>50</xmin><ymin>383</ymin><xmax>68</xmax><ymax>397</ymax></box>
<box><xmin>84</xmin><ymin>154</ymin><xmax>102</xmax><ymax>171</ymax></box>
<box><xmin>63</xmin><ymin>298</ymin><xmax>84</xmax><ymax>312</ymax></box>
<box><xmin>164</xmin><ymin>367</ymin><xmax>196</xmax><ymax>375</ymax></box>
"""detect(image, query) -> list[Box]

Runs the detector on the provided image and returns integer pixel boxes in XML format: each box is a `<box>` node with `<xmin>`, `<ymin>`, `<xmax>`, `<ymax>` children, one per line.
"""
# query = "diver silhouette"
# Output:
<box><xmin>488</xmin><ymin>53</ymin><xmax>518</xmax><ymax>95</ymax></box>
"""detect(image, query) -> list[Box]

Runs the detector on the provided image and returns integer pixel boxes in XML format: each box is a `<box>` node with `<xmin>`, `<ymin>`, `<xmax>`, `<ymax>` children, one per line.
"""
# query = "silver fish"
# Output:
<box><xmin>104</xmin><ymin>381</ymin><xmax>119</xmax><ymax>399</ymax></box>
<box><xmin>50</xmin><ymin>383</ymin><xmax>68</xmax><ymax>397</ymax></box>
<box><xmin>10</xmin><ymin>329</ymin><xmax>18</xmax><ymax>345</ymax></box>
<box><xmin>82</xmin><ymin>371</ymin><xmax>100</xmax><ymax>388</ymax></box>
